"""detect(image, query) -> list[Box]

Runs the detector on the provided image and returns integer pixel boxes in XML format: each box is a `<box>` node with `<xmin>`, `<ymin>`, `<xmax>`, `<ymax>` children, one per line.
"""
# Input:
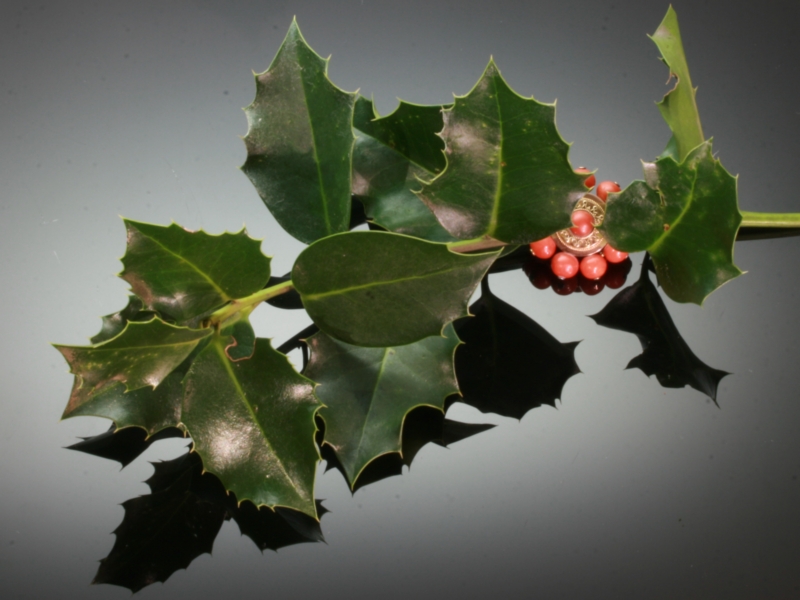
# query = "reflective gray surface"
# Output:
<box><xmin>2</xmin><ymin>1</ymin><xmax>800</xmax><ymax>597</ymax></box>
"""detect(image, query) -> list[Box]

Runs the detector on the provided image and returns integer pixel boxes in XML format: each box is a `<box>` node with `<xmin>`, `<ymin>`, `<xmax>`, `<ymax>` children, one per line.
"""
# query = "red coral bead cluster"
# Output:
<box><xmin>529</xmin><ymin>172</ymin><xmax>628</xmax><ymax>283</ymax></box>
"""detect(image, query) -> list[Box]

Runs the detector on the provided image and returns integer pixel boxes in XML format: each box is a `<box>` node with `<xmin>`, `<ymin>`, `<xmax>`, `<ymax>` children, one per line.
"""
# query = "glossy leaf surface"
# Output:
<box><xmin>649</xmin><ymin>6</ymin><xmax>704</xmax><ymax>161</ymax></box>
<box><xmin>417</xmin><ymin>60</ymin><xmax>587</xmax><ymax>244</ymax></box>
<box><xmin>454</xmin><ymin>279</ymin><xmax>580</xmax><ymax>419</ymax></box>
<box><xmin>590</xmin><ymin>259</ymin><xmax>728</xmax><ymax>401</ymax></box>
<box><xmin>306</xmin><ymin>325</ymin><xmax>460</xmax><ymax>485</ymax></box>
<box><xmin>182</xmin><ymin>335</ymin><xmax>321</xmax><ymax>517</ymax></box>
<box><xmin>352</xmin><ymin>97</ymin><xmax>456</xmax><ymax>242</ymax></box>
<box><xmin>65</xmin><ymin>371</ymin><xmax>184</xmax><ymax>437</ymax></box>
<box><xmin>242</xmin><ymin>20</ymin><xmax>356</xmax><ymax>244</ymax></box>
<box><xmin>56</xmin><ymin>318</ymin><xmax>211</xmax><ymax>416</ymax></box>
<box><xmin>120</xmin><ymin>220</ymin><xmax>271</xmax><ymax>323</ymax></box>
<box><xmin>602</xmin><ymin>142</ymin><xmax>742</xmax><ymax>304</ymax></box>
<box><xmin>292</xmin><ymin>231</ymin><xmax>499</xmax><ymax>347</ymax></box>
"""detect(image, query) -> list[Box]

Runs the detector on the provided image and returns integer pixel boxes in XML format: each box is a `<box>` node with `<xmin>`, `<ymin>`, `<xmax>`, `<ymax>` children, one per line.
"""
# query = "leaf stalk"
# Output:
<box><xmin>208</xmin><ymin>279</ymin><xmax>295</xmax><ymax>328</ymax></box>
<box><xmin>740</xmin><ymin>211</ymin><xmax>800</xmax><ymax>228</ymax></box>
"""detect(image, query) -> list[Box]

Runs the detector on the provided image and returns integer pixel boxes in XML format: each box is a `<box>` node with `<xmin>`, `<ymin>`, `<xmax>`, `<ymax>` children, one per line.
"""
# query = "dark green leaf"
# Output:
<box><xmin>56</xmin><ymin>318</ymin><xmax>211</xmax><ymax>418</ymax></box>
<box><xmin>321</xmin><ymin>406</ymin><xmax>492</xmax><ymax>491</ymax></box>
<box><xmin>292</xmin><ymin>231</ymin><xmax>499</xmax><ymax>347</ymax></box>
<box><xmin>602</xmin><ymin>142</ymin><xmax>742</xmax><ymax>304</ymax></box>
<box><xmin>353</xmin><ymin>97</ymin><xmax>456</xmax><ymax>242</ymax></box>
<box><xmin>454</xmin><ymin>279</ymin><xmax>580</xmax><ymax>419</ymax></box>
<box><xmin>90</xmin><ymin>296</ymin><xmax>156</xmax><ymax>344</ymax></box>
<box><xmin>119</xmin><ymin>220</ymin><xmax>271</xmax><ymax>323</ymax></box>
<box><xmin>182</xmin><ymin>335</ymin><xmax>321</xmax><ymax>517</ymax></box>
<box><xmin>242</xmin><ymin>19</ymin><xmax>356</xmax><ymax>244</ymax></box>
<box><xmin>65</xmin><ymin>371</ymin><xmax>184</xmax><ymax>437</ymax></box>
<box><xmin>417</xmin><ymin>60</ymin><xmax>587</xmax><ymax>244</ymax></box>
<box><xmin>590</xmin><ymin>258</ymin><xmax>728</xmax><ymax>401</ymax></box>
<box><xmin>306</xmin><ymin>325</ymin><xmax>460</xmax><ymax>486</ymax></box>
<box><xmin>649</xmin><ymin>6</ymin><xmax>704</xmax><ymax>161</ymax></box>
<box><xmin>222</xmin><ymin>318</ymin><xmax>256</xmax><ymax>361</ymax></box>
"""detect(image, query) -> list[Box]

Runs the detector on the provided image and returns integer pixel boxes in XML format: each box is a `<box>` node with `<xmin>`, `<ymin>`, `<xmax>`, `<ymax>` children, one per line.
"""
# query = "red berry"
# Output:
<box><xmin>596</xmin><ymin>180</ymin><xmax>621</xmax><ymax>202</ymax></box>
<box><xmin>579</xmin><ymin>254</ymin><xmax>608</xmax><ymax>280</ymax></box>
<box><xmin>603</xmin><ymin>244</ymin><xmax>629</xmax><ymax>264</ymax></box>
<box><xmin>551</xmin><ymin>252</ymin><xmax>579</xmax><ymax>279</ymax></box>
<box><xmin>570</xmin><ymin>209</ymin><xmax>595</xmax><ymax>238</ymax></box>
<box><xmin>529</xmin><ymin>236</ymin><xmax>557</xmax><ymax>259</ymax></box>
<box><xmin>575</xmin><ymin>166</ymin><xmax>596</xmax><ymax>189</ymax></box>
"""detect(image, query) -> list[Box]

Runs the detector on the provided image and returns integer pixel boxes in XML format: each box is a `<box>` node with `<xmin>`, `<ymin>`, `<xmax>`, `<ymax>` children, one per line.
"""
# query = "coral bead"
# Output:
<box><xmin>575</xmin><ymin>166</ymin><xmax>596</xmax><ymax>189</ymax></box>
<box><xmin>570</xmin><ymin>210</ymin><xmax>595</xmax><ymax>238</ymax></box>
<box><xmin>596</xmin><ymin>180</ymin><xmax>621</xmax><ymax>202</ymax></box>
<box><xmin>579</xmin><ymin>254</ymin><xmax>608</xmax><ymax>280</ymax></box>
<box><xmin>550</xmin><ymin>252</ymin><xmax>579</xmax><ymax>279</ymax></box>
<box><xmin>603</xmin><ymin>244</ymin><xmax>629</xmax><ymax>264</ymax></box>
<box><xmin>529</xmin><ymin>236</ymin><xmax>557</xmax><ymax>259</ymax></box>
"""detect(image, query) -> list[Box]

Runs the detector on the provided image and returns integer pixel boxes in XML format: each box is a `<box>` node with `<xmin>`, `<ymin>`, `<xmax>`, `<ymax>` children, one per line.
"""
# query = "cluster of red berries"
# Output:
<box><xmin>524</xmin><ymin>253</ymin><xmax>632</xmax><ymax>296</ymax></box>
<box><xmin>529</xmin><ymin>168</ymin><xmax>628</xmax><ymax>281</ymax></box>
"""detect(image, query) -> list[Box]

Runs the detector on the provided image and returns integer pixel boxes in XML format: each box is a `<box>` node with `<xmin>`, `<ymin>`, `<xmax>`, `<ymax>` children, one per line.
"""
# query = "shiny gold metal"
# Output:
<box><xmin>553</xmin><ymin>194</ymin><xmax>607</xmax><ymax>257</ymax></box>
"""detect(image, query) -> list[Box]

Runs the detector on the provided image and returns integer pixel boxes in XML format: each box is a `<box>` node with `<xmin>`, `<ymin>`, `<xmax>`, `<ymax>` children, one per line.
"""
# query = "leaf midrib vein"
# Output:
<box><xmin>302</xmin><ymin>263</ymin><xmax>466</xmax><ymax>301</ymax></box>
<box><xmin>213</xmin><ymin>341</ymin><xmax>299</xmax><ymax>494</ymax></box>
<box><xmin>648</xmin><ymin>168</ymin><xmax>699</xmax><ymax>254</ymax></box>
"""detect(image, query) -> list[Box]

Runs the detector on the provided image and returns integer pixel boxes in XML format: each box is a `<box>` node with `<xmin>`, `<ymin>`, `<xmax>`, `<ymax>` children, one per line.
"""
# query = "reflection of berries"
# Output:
<box><xmin>523</xmin><ymin>255</ymin><xmax>632</xmax><ymax>296</ymax></box>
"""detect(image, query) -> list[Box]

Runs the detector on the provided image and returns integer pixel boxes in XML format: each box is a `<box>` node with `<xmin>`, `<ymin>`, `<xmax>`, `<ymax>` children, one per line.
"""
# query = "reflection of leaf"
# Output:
<box><xmin>182</xmin><ymin>335</ymin><xmax>321</xmax><ymax>517</ymax></box>
<box><xmin>454</xmin><ymin>279</ymin><xmax>580</xmax><ymax>419</ymax></box>
<box><xmin>66</xmin><ymin>425</ymin><xmax>184</xmax><ymax>467</ymax></box>
<box><xmin>56</xmin><ymin>319</ymin><xmax>211</xmax><ymax>417</ymax></box>
<box><xmin>590</xmin><ymin>258</ymin><xmax>728</xmax><ymax>402</ymax></box>
<box><xmin>241</xmin><ymin>19</ymin><xmax>356</xmax><ymax>244</ymax></box>
<box><xmin>120</xmin><ymin>220</ymin><xmax>271</xmax><ymax>323</ymax></box>
<box><xmin>602</xmin><ymin>143</ymin><xmax>741</xmax><ymax>305</ymax></box>
<box><xmin>93</xmin><ymin>464</ymin><xmax>227</xmax><ymax>592</ymax></box>
<box><xmin>352</xmin><ymin>97</ymin><xmax>456</xmax><ymax>242</ymax></box>
<box><xmin>306</xmin><ymin>326</ymin><xmax>460</xmax><ymax>486</ymax></box>
<box><xmin>293</xmin><ymin>230</ymin><xmax>498</xmax><ymax>347</ymax></box>
<box><xmin>649</xmin><ymin>6</ymin><xmax>704</xmax><ymax>162</ymax></box>
<box><xmin>417</xmin><ymin>60</ymin><xmax>586</xmax><ymax>244</ymax></box>
<box><xmin>147</xmin><ymin>452</ymin><xmax>327</xmax><ymax>552</ymax></box>
<box><xmin>321</xmin><ymin>406</ymin><xmax>493</xmax><ymax>491</ymax></box>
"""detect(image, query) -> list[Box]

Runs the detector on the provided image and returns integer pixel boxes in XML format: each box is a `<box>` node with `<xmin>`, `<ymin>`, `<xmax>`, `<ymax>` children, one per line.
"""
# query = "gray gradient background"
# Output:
<box><xmin>2</xmin><ymin>0</ymin><xmax>800</xmax><ymax>598</ymax></box>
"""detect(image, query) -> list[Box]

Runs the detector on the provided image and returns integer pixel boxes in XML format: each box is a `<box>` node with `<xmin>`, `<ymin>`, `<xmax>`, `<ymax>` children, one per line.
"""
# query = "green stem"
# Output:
<box><xmin>740</xmin><ymin>211</ymin><xmax>800</xmax><ymax>228</ymax></box>
<box><xmin>208</xmin><ymin>279</ymin><xmax>295</xmax><ymax>328</ymax></box>
<box><xmin>447</xmin><ymin>236</ymin><xmax>509</xmax><ymax>254</ymax></box>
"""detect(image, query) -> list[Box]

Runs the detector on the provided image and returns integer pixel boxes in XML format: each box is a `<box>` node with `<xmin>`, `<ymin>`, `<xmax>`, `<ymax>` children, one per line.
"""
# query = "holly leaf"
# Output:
<box><xmin>321</xmin><ymin>406</ymin><xmax>493</xmax><ymax>491</ymax></box>
<box><xmin>94</xmin><ymin>457</ymin><xmax>227</xmax><ymax>592</ymax></box>
<box><xmin>417</xmin><ymin>59</ymin><xmax>587</xmax><ymax>244</ymax></box>
<box><xmin>601</xmin><ymin>142</ymin><xmax>742</xmax><ymax>304</ymax></box>
<box><xmin>242</xmin><ymin>19</ymin><xmax>356</xmax><ymax>244</ymax></box>
<box><xmin>352</xmin><ymin>97</ymin><xmax>456</xmax><ymax>242</ymax></box>
<box><xmin>56</xmin><ymin>318</ymin><xmax>211</xmax><ymax>418</ymax></box>
<box><xmin>90</xmin><ymin>296</ymin><xmax>156</xmax><ymax>345</ymax></box>
<box><xmin>454</xmin><ymin>279</ymin><xmax>580</xmax><ymax>419</ymax></box>
<box><xmin>64</xmin><ymin>371</ymin><xmax>185</xmax><ymax>437</ymax></box>
<box><xmin>590</xmin><ymin>258</ymin><xmax>728</xmax><ymax>401</ymax></box>
<box><xmin>292</xmin><ymin>230</ymin><xmax>499</xmax><ymax>347</ymax></box>
<box><xmin>305</xmin><ymin>325</ymin><xmax>460</xmax><ymax>486</ymax></box>
<box><xmin>119</xmin><ymin>220</ymin><xmax>271</xmax><ymax>323</ymax></box>
<box><xmin>649</xmin><ymin>6</ymin><xmax>704</xmax><ymax>162</ymax></box>
<box><xmin>222</xmin><ymin>318</ymin><xmax>256</xmax><ymax>362</ymax></box>
<box><xmin>182</xmin><ymin>335</ymin><xmax>321</xmax><ymax>518</ymax></box>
